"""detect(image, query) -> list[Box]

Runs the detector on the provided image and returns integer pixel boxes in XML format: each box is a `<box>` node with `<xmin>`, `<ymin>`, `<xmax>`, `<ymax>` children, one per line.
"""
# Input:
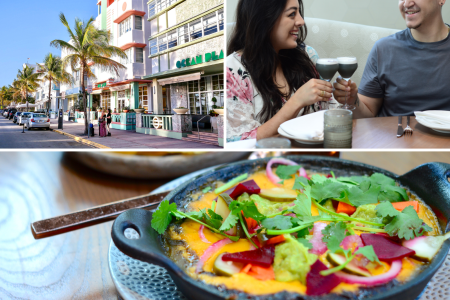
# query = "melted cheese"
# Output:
<box><xmin>172</xmin><ymin>170</ymin><xmax>440</xmax><ymax>296</ymax></box>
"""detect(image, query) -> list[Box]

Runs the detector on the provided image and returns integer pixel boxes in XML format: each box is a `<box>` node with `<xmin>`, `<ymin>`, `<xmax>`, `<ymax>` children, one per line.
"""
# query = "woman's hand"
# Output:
<box><xmin>290</xmin><ymin>79</ymin><xmax>333</xmax><ymax>107</ymax></box>
<box><xmin>333</xmin><ymin>77</ymin><xmax>358</xmax><ymax>105</ymax></box>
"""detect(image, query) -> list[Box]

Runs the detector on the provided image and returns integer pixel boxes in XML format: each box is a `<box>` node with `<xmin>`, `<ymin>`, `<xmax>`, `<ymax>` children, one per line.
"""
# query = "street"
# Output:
<box><xmin>0</xmin><ymin>117</ymin><xmax>91</xmax><ymax>148</ymax></box>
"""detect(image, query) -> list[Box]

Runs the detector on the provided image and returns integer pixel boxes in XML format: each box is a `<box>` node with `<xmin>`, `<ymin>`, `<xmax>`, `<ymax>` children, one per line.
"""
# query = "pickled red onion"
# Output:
<box><xmin>266</xmin><ymin>158</ymin><xmax>308</xmax><ymax>185</ymax></box>
<box><xmin>198</xmin><ymin>225</ymin><xmax>211</xmax><ymax>244</ymax></box>
<box><xmin>335</xmin><ymin>260</ymin><xmax>402</xmax><ymax>286</ymax></box>
<box><xmin>195</xmin><ymin>238</ymin><xmax>233</xmax><ymax>273</ymax></box>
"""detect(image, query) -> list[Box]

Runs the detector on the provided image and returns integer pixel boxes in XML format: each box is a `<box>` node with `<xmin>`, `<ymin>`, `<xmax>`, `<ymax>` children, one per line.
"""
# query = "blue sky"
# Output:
<box><xmin>0</xmin><ymin>0</ymin><xmax>98</xmax><ymax>87</ymax></box>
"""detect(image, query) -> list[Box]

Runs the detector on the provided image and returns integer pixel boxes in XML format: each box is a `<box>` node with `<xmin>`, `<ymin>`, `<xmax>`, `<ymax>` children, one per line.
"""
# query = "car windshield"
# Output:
<box><xmin>33</xmin><ymin>114</ymin><xmax>47</xmax><ymax>118</ymax></box>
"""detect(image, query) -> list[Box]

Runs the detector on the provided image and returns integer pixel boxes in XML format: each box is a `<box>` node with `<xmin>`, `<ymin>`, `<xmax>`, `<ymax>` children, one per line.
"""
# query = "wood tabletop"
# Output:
<box><xmin>2</xmin><ymin>151</ymin><xmax>450</xmax><ymax>299</ymax></box>
<box><xmin>285</xmin><ymin>116</ymin><xmax>450</xmax><ymax>149</ymax></box>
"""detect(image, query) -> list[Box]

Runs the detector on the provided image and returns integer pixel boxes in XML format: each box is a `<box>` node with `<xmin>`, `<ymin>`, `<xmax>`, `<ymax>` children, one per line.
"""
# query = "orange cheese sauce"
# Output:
<box><xmin>174</xmin><ymin>170</ymin><xmax>439</xmax><ymax>296</ymax></box>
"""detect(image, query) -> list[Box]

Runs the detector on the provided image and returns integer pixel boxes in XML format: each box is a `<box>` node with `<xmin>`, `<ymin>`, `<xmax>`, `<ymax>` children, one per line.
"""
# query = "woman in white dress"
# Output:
<box><xmin>226</xmin><ymin>0</ymin><xmax>333</xmax><ymax>142</ymax></box>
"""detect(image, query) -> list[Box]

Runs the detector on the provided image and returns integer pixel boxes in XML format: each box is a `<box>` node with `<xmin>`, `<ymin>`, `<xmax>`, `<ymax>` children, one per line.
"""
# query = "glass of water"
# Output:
<box><xmin>324</xmin><ymin>109</ymin><xmax>353</xmax><ymax>148</ymax></box>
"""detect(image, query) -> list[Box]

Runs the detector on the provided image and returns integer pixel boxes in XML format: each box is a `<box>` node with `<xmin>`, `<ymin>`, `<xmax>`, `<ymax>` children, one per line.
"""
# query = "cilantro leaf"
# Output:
<box><xmin>293</xmin><ymin>175</ymin><xmax>310</xmax><ymax>190</ymax></box>
<box><xmin>380</xmin><ymin>185</ymin><xmax>409</xmax><ymax>201</ymax></box>
<box><xmin>276</xmin><ymin>165</ymin><xmax>301</xmax><ymax>181</ymax></box>
<box><xmin>151</xmin><ymin>200</ymin><xmax>177</xmax><ymax>234</ymax></box>
<box><xmin>377</xmin><ymin>202</ymin><xmax>432</xmax><ymax>240</ymax></box>
<box><xmin>291</xmin><ymin>189</ymin><xmax>312</xmax><ymax>218</ymax></box>
<box><xmin>370</xmin><ymin>173</ymin><xmax>396</xmax><ymax>186</ymax></box>
<box><xmin>297</xmin><ymin>238</ymin><xmax>313</xmax><ymax>249</ymax></box>
<box><xmin>309</xmin><ymin>174</ymin><xmax>328</xmax><ymax>184</ymax></box>
<box><xmin>311</xmin><ymin>180</ymin><xmax>347</xmax><ymax>202</ymax></box>
<box><xmin>219</xmin><ymin>213</ymin><xmax>239</xmax><ymax>231</ymax></box>
<box><xmin>359</xmin><ymin>179</ymin><xmax>372</xmax><ymax>192</ymax></box>
<box><xmin>322</xmin><ymin>221</ymin><xmax>348</xmax><ymax>253</ymax></box>
<box><xmin>200</xmin><ymin>209</ymin><xmax>223</xmax><ymax>229</ymax></box>
<box><xmin>261</xmin><ymin>215</ymin><xmax>293</xmax><ymax>230</ymax></box>
<box><xmin>355</xmin><ymin>245</ymin><xmax>379</xmax><ymax>263</ymax></box>
<box><xmin>347</xmin><ymin>184</ymin><xmax>381</xmax><ymax>206</ymax></box>
<box><xmin>240</xmin><ymin>201</ymin><xmax>266</xmax><ymax>221</ymax></box>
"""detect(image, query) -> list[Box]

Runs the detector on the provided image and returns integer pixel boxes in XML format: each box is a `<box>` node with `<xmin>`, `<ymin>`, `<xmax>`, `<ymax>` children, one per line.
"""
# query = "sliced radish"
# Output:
<box><xmin>309</xmin><ymin>222</ymin><xmax>328</xmax><ymax>255</ymax></box>
<box><xmin>196</xmin><ymin>238</ymin><xmax>233</xmax><ymax>273</ymax></box>
<box><xmin>266</xmin><ymin>158</ymin><xmax>308</xmax><ymax>185</ymax></box>
<box><xmin>341</xmin><ymin>235</ymin><xmax>363</xmax><ymax>252</ymax></box>
<box><xmin>335</xmin><ymin>260</ymin><xmax>402</xmax><ymax>286</ymax></box>
<box><xmin>402</xmin><ymin>233</ymin><xmax>450</xmax><ymax>262</ymax></box>
<box><xmin>198</xmin><ymin>225</ymin><xmax>211</xmax><ymax>243</ymax></box>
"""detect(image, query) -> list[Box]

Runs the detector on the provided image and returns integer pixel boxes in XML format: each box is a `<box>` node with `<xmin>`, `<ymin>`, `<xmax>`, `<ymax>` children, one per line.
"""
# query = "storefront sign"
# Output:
<box><xmin>176</xmin><ymin>50</ymin><xmax>224</xmax><ymax>69</ymax></box>
<box><xmin>97</xmin><ymin>82</ymin><xmax>107</xmax><ymax>88</ymax></box>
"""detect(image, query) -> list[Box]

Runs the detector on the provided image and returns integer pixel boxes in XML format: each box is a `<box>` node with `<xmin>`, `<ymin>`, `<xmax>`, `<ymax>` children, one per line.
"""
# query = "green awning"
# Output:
<box><xmin>143</xmin><ymin>59</ymin><xmax>223</xmax><ymax>80</ymax></box>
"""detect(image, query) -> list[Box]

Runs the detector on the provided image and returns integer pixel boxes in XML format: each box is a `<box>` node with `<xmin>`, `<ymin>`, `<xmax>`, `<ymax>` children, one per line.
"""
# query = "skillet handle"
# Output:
<box><xmin>398</xmin><ymin>162</ymin><xmax>450</xmax><ymax>232</ymax></box>
<box><xmin>111</xmin><ymin>208</ymin><xmax>184</xmax><ymax>277</ymax></box>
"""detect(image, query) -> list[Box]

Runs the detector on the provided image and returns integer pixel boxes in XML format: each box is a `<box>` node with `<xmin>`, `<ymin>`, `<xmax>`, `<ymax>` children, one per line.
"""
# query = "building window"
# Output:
<box><xmin>203</xmin><ymin>12</ymin><xmax>218</xmax><ymax>36</ymax></box>
<box><xmin>136</xmin><ymin>48</ymin><xmax>144</xmax><ymax>63</ymax></box>
<box><xmin>139</xmin><ymin>86</ymin><xmax>148</xmax><ymax>110</ymax></box>
<box><xmin>149</xmin><ymin>0</ymin><xmax>179</xmax><ymax>17</ymax></box>
<box><xmin>119</xmin><ymin>17</ymin><xmax>132</xmax><ymax>37</ymax></box>
<box><xmin>218</xmin><ymin>9</ymin><xmax>224</xmax><ymax>31</ymax></box>
<box><xmin>150</xmin><ymin>10</ymin><xmax>224</xmax><ymax>56</ymax></box>
<box><xmin>167</xmin><ymin>29</ymin><xmax>177</xmax><ymax>48</ymax></box>
<box><xmin>187</xmin><ymin>75</ymin><xmax>224</xmax><ymax>115</ymax></box>
<box><xmin>101</xmin><ymin>91</ymin><xmax>111</xmax><ymax>110</ymax></box>
<box><xmin>190</xmin><ymin>19</ymin><xmax>202</xmax><ymax>41</ymax></box>
<box><xmin>122</xmin><ymin>48</ymin><xmax>132</xmax><ymax>64</ymax></box>
<box><xmin>159</xmin><ymin>35</ymin><xmax>168</xmax><ymax>52</ymax></box>
<box><xmin>150</xmin><ymin>38</ymin><xmax>158</xmax><ymax>55</ymax></box>
<box><xmin>135</xmin><ymin>16</ymin><xmax>143</xmax><ymax>30</ymax></box>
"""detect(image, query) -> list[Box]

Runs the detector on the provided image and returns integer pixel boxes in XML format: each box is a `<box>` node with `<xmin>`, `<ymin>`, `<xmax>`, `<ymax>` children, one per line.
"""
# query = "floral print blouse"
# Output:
<box><xmin>226</xmin><ymin>46</ymin><xmax>320</xmax><ymax>142</ymax></box>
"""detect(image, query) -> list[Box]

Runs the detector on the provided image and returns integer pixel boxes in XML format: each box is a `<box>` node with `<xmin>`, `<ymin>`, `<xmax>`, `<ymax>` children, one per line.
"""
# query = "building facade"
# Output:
<box><xmin>144</xmin><ymin>0</ymin><xmax>224</xmax><ymax>115</ymax></box>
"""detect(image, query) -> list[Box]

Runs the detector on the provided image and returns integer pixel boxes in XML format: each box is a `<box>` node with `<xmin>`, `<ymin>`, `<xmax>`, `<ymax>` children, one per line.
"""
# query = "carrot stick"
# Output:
<box><xmin>392</xmin><ymin>201</ymin><xmax>419</xmax><ymax>213</ymax></box>
<box><xmin>265</xmin><ymin>235</ymin><xmax>286</xmax><ymax>246</ymax></box>
<box><xmin>240</xmin><ymin>264</ymin><xmax>252</xmax><ymax>274</ymax></box>
<box><xmin>336</xmin><ymin>202</ymin><xmax>357</xmax><ymax>215</ymax></box>
<box><xmin>247</xmin><ymin>265</ymin><xmax>275</xmax><ymax>281</ymax></box>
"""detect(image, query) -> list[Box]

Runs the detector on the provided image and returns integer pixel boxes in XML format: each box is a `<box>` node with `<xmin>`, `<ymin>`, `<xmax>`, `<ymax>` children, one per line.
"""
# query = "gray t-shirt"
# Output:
<box><xmin>359</xmin><ymin>27</ymin><xmax>450</xmax><ymax>117</ymax></box>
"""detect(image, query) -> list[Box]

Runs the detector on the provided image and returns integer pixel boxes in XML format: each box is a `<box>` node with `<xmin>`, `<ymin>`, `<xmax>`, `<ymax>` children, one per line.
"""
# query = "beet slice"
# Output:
<box><xmin>306</xmin><ymin>260</ymin><xmax>341</xmax><ymax>296</ymax></box>
<box><xmin>222</xmin><ymin>245</ymin><xmax>275</xmax><ymax>267</ymax></box>
<box><xmin>228</xmin><ymin>180</ymin><xmax>261</xmax><ymax>199</ymax></box>
<box><xmin>361</xmin><ymin>233</ymin><xmax>415</xmax><ymax>261</ymax></box>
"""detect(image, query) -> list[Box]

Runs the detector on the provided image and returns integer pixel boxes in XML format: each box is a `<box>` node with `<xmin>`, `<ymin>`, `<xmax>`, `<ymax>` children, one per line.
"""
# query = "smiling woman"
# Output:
<box><xmin>226</xmin><ymin>0</ymin><xmax>333</xmax><ymax>142</ymax></box>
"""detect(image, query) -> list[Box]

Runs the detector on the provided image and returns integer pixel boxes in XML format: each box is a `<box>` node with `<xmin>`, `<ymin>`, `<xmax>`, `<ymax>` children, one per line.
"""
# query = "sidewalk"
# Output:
<box><xmin>49</xmin><ymin>119</ymin><xmax>221</xmax><ymax>149</ymax></box>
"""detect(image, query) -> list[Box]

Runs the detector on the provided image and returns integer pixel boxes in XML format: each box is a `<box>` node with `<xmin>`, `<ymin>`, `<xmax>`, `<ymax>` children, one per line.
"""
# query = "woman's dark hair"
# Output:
<box><xmin>227</xmin><ymin>0</ymin><xmax>319</xmax><ymax>123</ymax></box>
<box><xmin>108</xmin><ymin>108</ymin><xmax>111</xmax><ymax>113</ymax></box>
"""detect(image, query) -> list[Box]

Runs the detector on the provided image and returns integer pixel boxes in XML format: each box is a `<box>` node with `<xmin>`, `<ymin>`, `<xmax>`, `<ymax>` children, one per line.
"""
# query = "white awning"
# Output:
<box><xmin>157</xmin><ymin>72</ymin><xmax>202</xmax><ymax>86</ymax></box>
<box><xmin>110</xmin><ymin>84</ymin><xmax>131</xmax><ymax>92</ymax></box>
<box><xmin>90</xmin><ymin>89</ymin><xmax>103</xmax><ymax>95</ymax></box>
<box><xmin>17</xmin><ymin>103</ymin><xmax>39</xmax><ymax>108</ymax></box>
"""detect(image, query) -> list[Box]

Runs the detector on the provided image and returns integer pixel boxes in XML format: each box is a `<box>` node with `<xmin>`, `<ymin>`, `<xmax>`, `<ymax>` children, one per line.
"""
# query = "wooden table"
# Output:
<box><xmin>286</xmin><ymin>116</ymin><xmax>450</xmax><ymax>148</ymax></box>
<box><xmin>2</xmin><ymin>152</ymin><xmax>450</xmax><ymax>299</ymax></box>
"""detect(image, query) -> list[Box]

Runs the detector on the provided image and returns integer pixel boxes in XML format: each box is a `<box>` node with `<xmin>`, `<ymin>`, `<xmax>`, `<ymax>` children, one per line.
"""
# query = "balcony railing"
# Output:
<box><xmin>141</xmin><ymin>114</ymin><xmax>173</xmax><ymax>131</ymax></box>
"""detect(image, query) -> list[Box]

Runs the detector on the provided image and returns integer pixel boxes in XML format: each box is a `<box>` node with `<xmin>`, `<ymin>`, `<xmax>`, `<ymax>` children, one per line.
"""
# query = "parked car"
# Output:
<box><xmin>12</xmin><ymin>112</ymin><xmax>22</xmax><ymax>123</ymax></box>
<box><xmin>25</xmin><ymin>113</ymin><xmax>51</xmax><ymax>130</ymax></box>
<box><xmin>2</xmin><ymin>110</ymin><xmax>8</xmax><ymax>117</ymax></box>
<box><xmin>4</xmin><ymin>109</ymin><xmax>13</xmax><ymax>118</ymax></box>
<box><xmin>8</xmin><ymin>109</ymin><xmax>17</xmax><ymax>120</ymax></box>
<box><xmin>18</xmin><ymin>112</ymin><xmax>32</xmax><ymax>125</ymax></box>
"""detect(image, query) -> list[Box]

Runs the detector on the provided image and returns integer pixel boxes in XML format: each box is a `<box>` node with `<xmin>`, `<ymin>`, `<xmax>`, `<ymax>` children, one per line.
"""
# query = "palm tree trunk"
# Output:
<box><xmin>81</xmin><ymin>64</ymin><xmax>88</xmax><ymax>135</ymax></box>
<box><xmin>48</xmin><ymin>78</ymin><xmax>52</xmax><ymax>116</ymax></box>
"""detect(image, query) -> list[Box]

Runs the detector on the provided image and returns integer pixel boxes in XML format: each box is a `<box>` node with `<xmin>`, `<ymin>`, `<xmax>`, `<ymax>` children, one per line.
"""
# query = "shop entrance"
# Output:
<box><xmin>162</xmin><ymin>87</ymin><xmax>171</xmax><ymax>114</ymax></box>
<box><xmin>117</xmin><ymin>90</ymin><xmax>126</xmax><ymax>112</ymax></box>
<box><xmin>92</xmin><ymin>95</ymin><xmax>100</xmax><ymax>110</ymax></box>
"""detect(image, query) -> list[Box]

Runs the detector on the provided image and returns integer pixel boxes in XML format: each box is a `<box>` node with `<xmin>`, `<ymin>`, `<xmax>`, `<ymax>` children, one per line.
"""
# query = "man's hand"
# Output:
<box><xmin>333</xmin><ymin>77</ymin><xmax>358</xmax><ymax>106</ymax></box>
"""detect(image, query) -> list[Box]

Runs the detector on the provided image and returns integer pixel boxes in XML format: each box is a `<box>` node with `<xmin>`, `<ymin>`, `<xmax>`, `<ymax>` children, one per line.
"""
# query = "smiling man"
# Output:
<box><xmin>333</xmin><ymin>0</ymin><xmax>450</xmax><ymax>118</ymax></box>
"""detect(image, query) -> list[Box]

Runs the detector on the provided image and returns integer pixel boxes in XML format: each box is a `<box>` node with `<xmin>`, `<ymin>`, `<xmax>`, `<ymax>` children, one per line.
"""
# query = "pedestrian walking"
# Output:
<box><xmin>106</xmin><ymin>108</ymin><xmax>112</xmax><ymax>136</ymax></box>
<box><xmin>99</xmin><ymin>109</ymin><xmax>107</xmax><ymax>137</ymax></box>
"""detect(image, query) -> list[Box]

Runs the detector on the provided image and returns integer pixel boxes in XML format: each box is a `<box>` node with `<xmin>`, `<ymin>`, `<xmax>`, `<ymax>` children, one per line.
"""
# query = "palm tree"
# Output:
<box><xmin>37</xmin><ymin>53</ymin><xmax>73</xmax><ymax>114</ymax></box>
<box><xmin>51</xmin><ymin>13</ymin><xmax>127</xmax><ymax>134</ymax></box>
<box><xmin>15</xmin><ymin>65</ymin><xmax>41</xmax><ymax>106</ymax></box>
<box><xmin>0</xmin><ymin>86</ymin><xmax>10</xmax><ymax>109</ymax></box>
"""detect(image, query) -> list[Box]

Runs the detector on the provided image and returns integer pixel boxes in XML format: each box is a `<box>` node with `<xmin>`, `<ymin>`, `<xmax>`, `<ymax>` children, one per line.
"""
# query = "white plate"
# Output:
<box><xmin>278</xmin><ymin>127</ymin><xmax>323</xmax><ymax>144</ymax></box>
<box><xmin>415</xmin><ymin>116</ymin><xmax>450</xmax><ymax>134</ymax></box>
<box><xmin>279</xmin><ymin>110</ymin><xmax>325</xmax><ymax>142</ymax></box>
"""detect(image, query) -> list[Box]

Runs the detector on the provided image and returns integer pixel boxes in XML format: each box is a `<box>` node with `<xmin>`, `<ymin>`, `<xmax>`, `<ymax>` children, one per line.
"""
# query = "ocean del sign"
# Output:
<box><xmin>176</xmin><ymin>50</ymin><xmax>224</xmax><ymax>69</ymax></box>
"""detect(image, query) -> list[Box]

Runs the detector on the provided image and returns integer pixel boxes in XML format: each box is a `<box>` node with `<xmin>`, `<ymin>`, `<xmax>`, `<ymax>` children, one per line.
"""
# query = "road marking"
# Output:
<box><xmin>50</xmin><ymin>129</ymin><xmax>110</xmax><ymax>149</ymax></box>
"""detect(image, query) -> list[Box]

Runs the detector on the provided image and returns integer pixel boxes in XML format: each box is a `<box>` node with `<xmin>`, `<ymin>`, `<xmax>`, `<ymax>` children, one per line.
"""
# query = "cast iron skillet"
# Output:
<box><xmin>111</xmin><ymin>156</ymin><xmax>450</xmax><ymax>300</ymax></box>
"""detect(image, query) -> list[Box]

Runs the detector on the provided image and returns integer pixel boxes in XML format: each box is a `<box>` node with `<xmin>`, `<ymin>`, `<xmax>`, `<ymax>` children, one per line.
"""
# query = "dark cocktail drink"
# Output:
<box><xmin>315</xmin><ymin>58</ymin><xmax>339</xmax><ymax>110</ymax></box>
<box><xmin>337</xmin><ymin>57</ymin><xmax>358</xmax><ymax>110</ymax></box>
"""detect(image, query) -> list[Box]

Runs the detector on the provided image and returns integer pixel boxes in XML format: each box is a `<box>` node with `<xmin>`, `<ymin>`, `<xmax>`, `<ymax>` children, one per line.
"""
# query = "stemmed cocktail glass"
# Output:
<box><xmin>337</xmin><ymin>57</ymin><xmax>358</xmax><ymax>110</ymax></box>
<box><xmin>315</xmin><ymin>58</ymin><xmax>339</xmax><ymax>110</ymax></box>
